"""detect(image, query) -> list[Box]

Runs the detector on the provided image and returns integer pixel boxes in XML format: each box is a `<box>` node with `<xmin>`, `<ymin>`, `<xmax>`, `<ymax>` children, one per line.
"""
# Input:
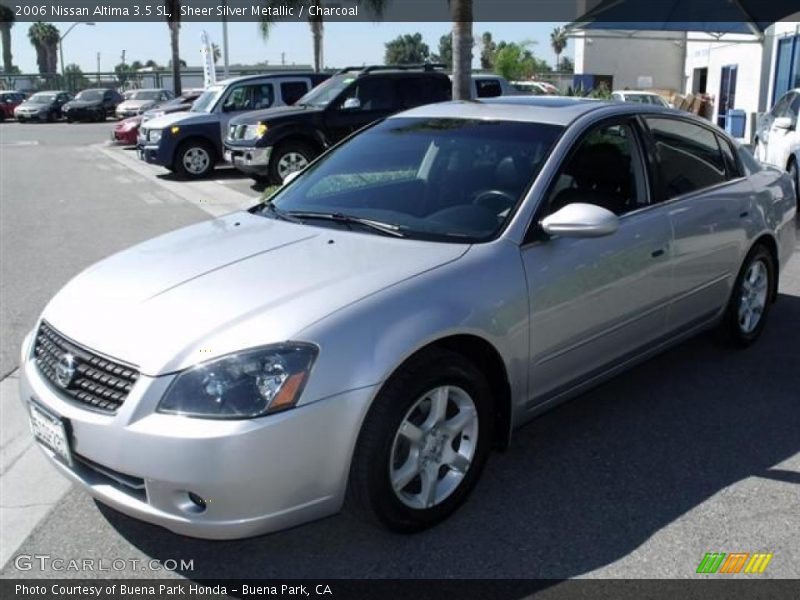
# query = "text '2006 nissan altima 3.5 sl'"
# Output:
<box><xmin>20</xmin><ymin>97</ymin><xmax>797</xmax><ymax>539</ymax></box>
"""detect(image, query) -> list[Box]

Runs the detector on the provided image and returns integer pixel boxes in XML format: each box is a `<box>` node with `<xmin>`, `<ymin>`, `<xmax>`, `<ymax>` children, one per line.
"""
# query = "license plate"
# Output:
<box><xmin>224</xmin><ymin>150</ymin><xmax>232</xmax><ymax>163</ymax></box>
<box><xmin>29</xmin><ymin>402</ymin><xmax>73</xmax><ymax>467</ymax></box>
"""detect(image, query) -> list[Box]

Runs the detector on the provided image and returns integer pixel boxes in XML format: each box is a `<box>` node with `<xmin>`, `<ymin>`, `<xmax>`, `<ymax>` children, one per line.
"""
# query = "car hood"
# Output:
<box><xmin>42</xmin><ymin>212</ymin><xmax>468</xmax><ymax>376</ymax></box>
<box><xmin>143</xmin><ymin>111</ymin><xmax>214</xmax><ymax>129</ymax></box>
<box><xmin>116</xmin><ymin>116</ymin><xmax>142</xmax><ymax>128</ymax></box>
<box><xmin>118</xmin><ymin>100</ymin><xmax>156</xmax><ymax>110</ymax></box>
<box><xmin>17</xmin><ymin>101</ymin><xmax>49</xmax><ymax>109</ymax></box>
<box><xmin>229</xmin><ymin>104</ymin><xmax>318</xmax><ymax>126</ymax></box>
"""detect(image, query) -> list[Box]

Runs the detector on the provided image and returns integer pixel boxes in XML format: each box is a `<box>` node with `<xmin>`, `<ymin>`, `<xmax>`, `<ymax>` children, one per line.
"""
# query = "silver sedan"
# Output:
<box><xmin>19</xmin><ymin>97</ymin><xmax>797</xmax><ymax>538</ymax></box>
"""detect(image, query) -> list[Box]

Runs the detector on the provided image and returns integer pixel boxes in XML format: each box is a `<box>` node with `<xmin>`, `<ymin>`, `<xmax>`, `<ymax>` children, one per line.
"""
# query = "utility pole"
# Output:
<box><xmin>222</xmin><ymin>0</ymin><xmax>230</xmax><ymax>78</ymax></box>
<box><xmin>96</xmin><ymin>52</ymin><xmax>100</xmax><ymax>82</ymax></box>
<box><xmin>121</xmin><ymin>49</ymin><xmax>126</xmax><ymax>66</ymax></box>
<box><xmin>281</xmin><ymin>52</ymin><xmax>286</xmax><ymax>66</ymax></box>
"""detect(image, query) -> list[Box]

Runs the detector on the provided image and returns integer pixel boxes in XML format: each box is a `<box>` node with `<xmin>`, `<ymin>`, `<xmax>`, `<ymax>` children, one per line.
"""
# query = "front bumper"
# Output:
<box><xmin>18</xmin><ymin>331</ymin><xmax>375</xmax><ymax>539</ymax></box>
<box><xmin>15</xmin><ymin>111</ymin><xmax>45</xmax><ymax>121</ymax></box>
<box><xmin>224</xmin><ymin>143</ymin><xmax>272</xmax><ymax>175</ymax></box>
<box><xmin>116</xmin><ymin>109</ymin><xmax>142</xmax><ymax>119</ymax></box>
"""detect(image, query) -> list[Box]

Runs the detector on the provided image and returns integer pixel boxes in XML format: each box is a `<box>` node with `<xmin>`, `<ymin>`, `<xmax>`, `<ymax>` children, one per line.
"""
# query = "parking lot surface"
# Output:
<box><xmin>1</xmin><ymin>121</ymin><xmax>799</xmax><ymax>580</ymax></box>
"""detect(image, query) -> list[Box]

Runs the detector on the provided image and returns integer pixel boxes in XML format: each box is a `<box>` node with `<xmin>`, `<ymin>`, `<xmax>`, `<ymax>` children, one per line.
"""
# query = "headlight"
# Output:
<box><xmin>148</xmin><ymin>129</ymin><xmax>162</xmax><ymax>143</ymax></box>
<box><xmin>157</xmin><ymin>344</ymin><xmax>317</xmax><ymax>419</ymax></box>
<box><xmin>243</xmin><ymin>122</ymin><xmax>268</xmax><ymax>140</ymax></box>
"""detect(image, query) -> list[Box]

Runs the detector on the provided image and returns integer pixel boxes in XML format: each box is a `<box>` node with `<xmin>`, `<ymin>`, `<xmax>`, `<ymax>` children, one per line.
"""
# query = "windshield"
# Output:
<box><xmin>264</xmin><ymin>117</ymin><xmax>563</xmax><ymax>242</ymax></box>
<box><xmin>295</xmin><ymin>75</ymin><xmax>354</xmax><ymax>107</ymax></box>
<box><xmin>29</xmin><ymin>93</ymin><xmax>56</xmax><ymax>103</ymax></box>
<box><xmin>191</xmin><ymin>85</ymin><xmax>224</xmax><ymax>113</ymax></box>
<box><xmin>75</xmin><ymin>90</ymin><xmax>104</xmax><ymax>101</ymax></box>
<box><xmin>130</xmin><ymin>90</ymin><xmax>161</xmax><ymax>100</ymax></box>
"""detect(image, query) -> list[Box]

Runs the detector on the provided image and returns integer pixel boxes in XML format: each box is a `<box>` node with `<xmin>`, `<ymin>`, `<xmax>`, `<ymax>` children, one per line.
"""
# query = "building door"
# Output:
<box><xmin>717</xmin><ymin>65</ymin><xmax>738</xmax><ymax>128</ymax></box>
<box><xmin>692</xmin><ymin>67</ymin><xmax>708</xmax><ymax>94</ymax></box>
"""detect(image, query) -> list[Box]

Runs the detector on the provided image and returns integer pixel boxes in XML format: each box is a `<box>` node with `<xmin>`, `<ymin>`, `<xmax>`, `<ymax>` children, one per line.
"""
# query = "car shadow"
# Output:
<box><xmin>154</xmin><ymin>166</ymin><xmax>246</xmax><ymax>183</ymax></box>
<box><xmin>98</xmin><ymin>292</ymin><xmax>800</xmax><ymax>580</ymax></box>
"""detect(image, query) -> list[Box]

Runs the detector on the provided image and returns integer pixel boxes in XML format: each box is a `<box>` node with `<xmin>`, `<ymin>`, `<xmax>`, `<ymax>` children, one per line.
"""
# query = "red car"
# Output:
<box><xmin>112</xmin><ymin>115</ymin><xmax>142</xmax><ymax>145</ymax></box>
<box><xmin>0</xmin><ymin>91</ymin><xmax>26</xmax><ymax>121</ymax></box>
<box><xmin>111</xmin><ymin>89</ymin><xmax>203</xmax><ymax>145</ymax></box>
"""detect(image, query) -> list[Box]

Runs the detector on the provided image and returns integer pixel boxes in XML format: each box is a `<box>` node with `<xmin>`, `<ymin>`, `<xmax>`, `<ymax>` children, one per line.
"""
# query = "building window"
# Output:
<box><xmin>773</xmin><ymin>35</ymin><xmax>800</xmax><ymax>104</ymax></box>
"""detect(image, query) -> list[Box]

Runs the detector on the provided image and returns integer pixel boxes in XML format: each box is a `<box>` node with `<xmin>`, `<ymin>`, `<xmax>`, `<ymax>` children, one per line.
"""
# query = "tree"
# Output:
<box><xmin>450</xmin><ymin>0</ymin><xmax>472</xmax><ymax>100</ymax></box>
<box><xmin>259</xmin><ymin>1</ymin><xmax>386</xmax><ymax>73</ymax></box>
<box><xmin>0</xmin><ymin>5</ymin><xmax>14</xmax><ymax>74</ymax></box>
<box><xmin>479</xmin><ymin>31</ymin><xmax>495</xmax><ymax>70</ymax></box>
<box><xmin>550</xmin><ymin>26</ymin><xmax>567</xmax><ymax>72</ymax></box>
<box><xmin>130</xmin><ymin>60</ymin><xmax>144</xmax><ymax>71</ymax></box>
<box><xmin>28</xmin><ymin>22</ymin><xmax>60</xmax><ymax>75</ymax></box>
<box><xmin>144</xmin><ymin>59</ymin><xmax>161</xmax><ymax>69</ymax></box>
<box><xmin>437</xmin><ymin>33</ymin><xmax>452</xmax><ymax>70</ymax></box>
<box><xmin>560</xmin><ymin>55</ymin><xmax>574</xmax><ymax>73</ymax></box>
<box><xmin>64</xmin><ymin>63</ymin><xmax>89</xmax><ymax>89</ymax></box>
<box><xmin>384</xmin><ymin>33</ymin><xmax>430</xmax><ymax>65</ymax></box>
<box><xmin>493</xmin><ymin>41</ymin><xmax>547</xmax><ymax>81</ymax></box>
<box><xmin>114</xmin><ymin>62</ymin><xmax>134</xmax><ymax>85</ymax></box>
<box><xmin>164</xmin><ymin>0</ymin><xmax>182</xmax><ymax>94</ymax></box>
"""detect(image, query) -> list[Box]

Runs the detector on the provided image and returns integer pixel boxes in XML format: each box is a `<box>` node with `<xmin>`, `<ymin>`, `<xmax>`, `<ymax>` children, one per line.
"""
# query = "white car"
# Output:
<box><xmin>612</xmin><ymin>90</ymin><xmax>671</xmax><ymax>108</ymax></box>
<box><xmin>754</xmin><ymin>89</ymin><xmax>800</xmax><ymax>197</ymax></box>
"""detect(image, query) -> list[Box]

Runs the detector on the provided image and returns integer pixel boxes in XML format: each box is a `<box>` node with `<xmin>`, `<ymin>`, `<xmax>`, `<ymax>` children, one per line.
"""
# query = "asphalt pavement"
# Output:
<box><xmin>1</xmin><ymin>120</ymin><xmax>799</xmax><ymax>580</ymax></box>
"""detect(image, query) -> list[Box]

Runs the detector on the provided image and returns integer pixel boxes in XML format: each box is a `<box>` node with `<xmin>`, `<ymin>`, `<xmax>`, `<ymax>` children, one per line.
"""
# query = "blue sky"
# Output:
<box><xmin>7</xmin><ymin>21</ymin><xmax>572</xmax><ymax>73</ymax></box>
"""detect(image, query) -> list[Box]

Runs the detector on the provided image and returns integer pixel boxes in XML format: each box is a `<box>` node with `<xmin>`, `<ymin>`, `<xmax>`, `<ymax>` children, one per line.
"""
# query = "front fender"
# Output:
<box><xmin>261</xmin><ymin>123</ymin><xmax>327</xmax><ymax>150</ymax></box>
<box><xmin>296</xmin><ymin>240</ymin><xmax>530</xmax><ymax>426</ymax></box>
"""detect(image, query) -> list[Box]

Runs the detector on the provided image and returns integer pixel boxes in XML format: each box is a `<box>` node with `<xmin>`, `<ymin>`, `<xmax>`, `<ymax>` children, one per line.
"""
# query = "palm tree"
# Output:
<box><xmin>259</xmin><ymin>1</ymin><xmax>386</xmax><ymax>73</ymax></box>
<box><xmin>164</xmin><ymin>0</ymin><xmax>182</xmax><ymax>94</ymax></box>
<box><xmin>450</xmin><ymin>0</ymin><xmax>472</xmax><ymax>100</ymax></box>
<box><xmin>550</xmin><ymin>26</ymin><xmax>567</xmax><ymax>72</ymax></box>
<box><xmin>0</xmin><ymin>5</ymin><xmax>14</xmax><ymax>73</ymax></box>
<box><xmin>28</xmin><ymin>22</ymin><xmax>60</xmax><ymax>74</ymax></box>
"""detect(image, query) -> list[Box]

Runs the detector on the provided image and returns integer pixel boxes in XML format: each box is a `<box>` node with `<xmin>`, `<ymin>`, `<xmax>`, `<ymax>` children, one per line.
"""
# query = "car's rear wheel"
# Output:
<box><xmin>348</xmin><ymin>348</ymin><xmax>494</xmax><ymax>532</ymax></box>
<box><xmin>268</xmin><ymin>140</ymin><xmax>317</xmax><ymax>184</ymax></box>
<box><xmin>720</xmin><ymin>244</ymin><xmax>775</xmax><ymax>346</ymax></box>
<box><xmin>174</xmin><ymin>140</ymin><xmax>215</xmax><ymax>179</ymax></box>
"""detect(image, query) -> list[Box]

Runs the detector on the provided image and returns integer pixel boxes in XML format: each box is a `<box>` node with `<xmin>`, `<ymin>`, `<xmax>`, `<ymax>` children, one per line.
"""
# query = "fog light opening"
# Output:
<box><xmin>187</xmin><ymin>492</ymin><xmax>207</xmax><ymax>512</ymax></box>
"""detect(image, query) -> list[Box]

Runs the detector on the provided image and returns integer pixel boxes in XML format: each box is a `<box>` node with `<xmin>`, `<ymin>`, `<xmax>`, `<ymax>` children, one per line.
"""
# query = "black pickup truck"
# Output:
<box><xmin>223</xmin><ymin>64</ymin><xmax>452</xmax><ymax>183</ymax></box>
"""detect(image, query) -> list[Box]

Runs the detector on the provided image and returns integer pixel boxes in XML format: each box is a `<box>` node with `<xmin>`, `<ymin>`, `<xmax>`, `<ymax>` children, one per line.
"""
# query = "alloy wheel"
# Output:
<box><xmin>389</xmin><ymin>385</ymin><xmax>478</xmax><ymax>510</ymax></box>
<box><xmin>738</xmin><ymin>259</ymin><xmax>769</xmax><ymax>334</ymax></box>
<box><xmin>183</xmin><ymin>147</ymin><xmax>211</xmax><ymax>175</ymax></box>
<box><xmin>276</xmin><ymin>152</ymin><xmax>309</xmax><ymax>181</ymax></box>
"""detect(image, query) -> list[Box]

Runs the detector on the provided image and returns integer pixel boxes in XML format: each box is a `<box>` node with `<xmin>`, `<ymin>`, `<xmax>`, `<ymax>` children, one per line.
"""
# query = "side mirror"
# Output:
<box><xmin>540</xmin><ymin>203</ymin><xmax>619</xmax><ymax>238</ymax></box>
<box><xmin>774</xmin><ymin>116</ymin><xmax>794</xmax><ymax>130</ymax></box>
<box><xmin>282</xmin><ymin>170</ymin><xmax>302</xmax><ymax>185</ymax></box>
<box><xmin>342</xmin><ymin>97</ymin><xmax>361</xmax><ymax>110</ymax></box>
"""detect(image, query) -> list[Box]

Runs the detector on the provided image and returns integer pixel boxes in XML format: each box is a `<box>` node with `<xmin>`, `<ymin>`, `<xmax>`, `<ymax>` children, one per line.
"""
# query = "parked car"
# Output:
<box><xmin>512</xmin><ymin>81</ymin><xmax>558</xmax><ymax>95</ymax></box>
<box><xmin>138</xmin><ymin>73</ymin><xmax>328</xmax><ymax>179</ymax></box>
<box><xmin>141</xmin><ymin>88</ymin><xmax>204</xmax><ymax>124</ymax></box>
<box><xmin>468</xmin><ymin>74</ymin><xmax>519</xmax><ymax>99</ymax></box>
<box><xmin>115</xmin><ymin>88</ymin><xmax>175</xmax><ymax>119</ymax></box>
<box><xmin>113</xmin><ymin>90</ymin><xmax>204</xmax><ymax>145</ymax></box>
<box><xmin>0</xmin><ymin>91</ymin><xmax>26</xmax><ymax>120</ymax></box>
<box><xmin>224</xmin><ymin>64</ymin><xmax>452</xmax><ymax>183</ymax></box>
<box><xmin>13</xmin><ymin>91</ymin><xmax>71</xmax><ymax>122</ymax></box>
<box><xmin>19</xmin><ymin>97</ymin><xmax>796</xmax><ymax>539</ymax></box>
<box><xmin>612</xmin><ymin>90</ymin><xmax>671</xmax><ymax>107</ymax></box>
<box><xmin>754</xmin><ymin>88</ymin><xmax>800</xmax><ymax>200</ymax></box>
<box><xmin>63</xmin><ymin>88</ymin><xmax>124</xmax><ymax>122</ymax></box>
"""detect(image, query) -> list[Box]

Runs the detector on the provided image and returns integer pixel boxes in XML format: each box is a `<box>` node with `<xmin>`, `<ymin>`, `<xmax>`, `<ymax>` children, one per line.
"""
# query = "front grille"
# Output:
<box><xmin>34</xmin><ymin>321</ymin><xmax>139</xmax><ymax>413</ymax></box>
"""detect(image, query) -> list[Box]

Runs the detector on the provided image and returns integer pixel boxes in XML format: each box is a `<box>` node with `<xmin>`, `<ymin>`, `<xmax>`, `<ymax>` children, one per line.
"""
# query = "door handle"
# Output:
<box><xmin>739</xmin><ymin>210</ymin><xmax>749</xmax><ymax>218</ymax></box>
<box><xmin>651</xmin><ymin>248</ymin><xmax>666</xmax><ymax>258</ymax></box>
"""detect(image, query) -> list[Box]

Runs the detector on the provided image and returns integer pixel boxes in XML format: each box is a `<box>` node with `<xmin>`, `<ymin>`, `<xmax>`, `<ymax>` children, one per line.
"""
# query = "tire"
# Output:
<box><xmin>267</xmin><ymin>140</ymin><xmax>317</xmax><ymax>184</ymax></box>
<box><xmin>348</xmin><ymin>348</ymin><xmax>494</xmax><ymax>533</ymax></box>
<box><xmin>719</xmin><ymin>244</ymin><xmax>775</xmax><ymax>347</ymax></box>
<box><xmin>174</xmin><ymin>139</ymin><xmax>216</xmax><ymax>179</ymax></box>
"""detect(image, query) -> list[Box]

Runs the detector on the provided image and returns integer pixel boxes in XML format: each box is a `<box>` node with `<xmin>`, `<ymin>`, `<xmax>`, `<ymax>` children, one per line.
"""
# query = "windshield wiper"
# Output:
<box><xmin>261</xmin><ymin>202</ymin><xmax>304</xmax><ymax>224</ymax></box>
<box><xmin>285</xmin><ymin>211</ymin><xmax>406</xmax><ymax>238</ymax></box>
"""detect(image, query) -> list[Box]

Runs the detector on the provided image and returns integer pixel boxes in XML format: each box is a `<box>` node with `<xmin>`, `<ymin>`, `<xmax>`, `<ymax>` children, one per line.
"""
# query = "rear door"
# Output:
<box><xmin>642</xmin><ymin>116</ymin><xmax>752</xmax><ymax>330</ymax></box>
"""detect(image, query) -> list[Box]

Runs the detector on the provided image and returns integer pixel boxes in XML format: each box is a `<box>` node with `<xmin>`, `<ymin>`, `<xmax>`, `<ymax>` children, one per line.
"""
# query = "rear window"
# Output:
<box><xmin>281</xmin><ymin>81</ymin><xmax>309</xmax><ymax>105</ymax></box>
<box><xmin>645</xmin><ymin>117</ymin><xmax>727</xmax><ymax>199</ymax></box>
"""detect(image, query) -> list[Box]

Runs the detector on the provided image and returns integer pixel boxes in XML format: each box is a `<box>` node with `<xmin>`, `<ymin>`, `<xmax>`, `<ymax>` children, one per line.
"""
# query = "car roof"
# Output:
<box><xmin>395</xmin><ymin>96</ymin><xmax>608</xmax><ymax>126</ymax></box>
<box><xmin>216</xmin><ymin>72</ymin><xmax>321</xmax><ymax>85</ymax></box>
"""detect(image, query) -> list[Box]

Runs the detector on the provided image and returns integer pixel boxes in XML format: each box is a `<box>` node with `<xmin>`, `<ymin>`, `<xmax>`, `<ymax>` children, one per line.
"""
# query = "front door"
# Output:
<box><xmin>522</xmin><ymin>119</ymin><xmax>674</xmax><ymax>404</ymax></box>
<box><xmin>766</xmin><ymin>94</ymin><xmax>800</xmax><ymax>169</ymax></box>
<box><xmin>324</xmin><ymin>76</ymin><xmax>398</xmax><ymax>144</ymax></box>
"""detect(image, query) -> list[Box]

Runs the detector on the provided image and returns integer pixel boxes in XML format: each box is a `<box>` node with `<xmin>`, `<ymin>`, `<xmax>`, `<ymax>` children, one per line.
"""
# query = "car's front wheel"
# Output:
<box><xmin>720</xmin><ymin>244</ymin><xmax>775</xmax><ymax>346</ymax></box>
<box><xmin>174</xmin><ymin>140</ymin><xmax>215</xmax><ymax>179</ymax></box>
<box><xmin>348</xmin><ymin>348</ymin><xmax>494</xmax><ymax>532</ymax></box>
<box><xmin>268</xmin><ymin>140</ymin><xmax>317</xmax><ymax>184</ymax></box>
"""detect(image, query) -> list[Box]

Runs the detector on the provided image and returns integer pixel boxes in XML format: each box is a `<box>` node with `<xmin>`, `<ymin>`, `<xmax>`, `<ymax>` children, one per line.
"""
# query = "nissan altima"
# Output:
<box><xmin>19</xmin><ymin>97</ymin><xmax>797</xmax><ymax>539</ymax></box>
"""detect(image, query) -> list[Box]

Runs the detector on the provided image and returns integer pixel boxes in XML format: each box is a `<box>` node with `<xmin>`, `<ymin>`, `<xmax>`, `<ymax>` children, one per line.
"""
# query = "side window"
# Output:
<box><xmin>224</xmin><ymin>83</ymin><xmax>275</xmax><ymax>111</ymax></box>
<box><xmin>476</xmin><ymin>79</ymin><xmax>502</xmax><ymax>98</ymax></box>
<box><xmin>716</xmin><ymin>134</ymin><xmax>742</xmax><ymax>179</ymax></box>
<box><xmin>398</xmin><ymin>76</ymin><xmax>450</xmax><ymax>108</ymax></box>
<box><xmin>772</xmin><ymin>92</ymin><xmax>792</xmax><ymax>117</ymax></box>
<box><xmin>645</xmin><ymin>117</ymin><xmax>727</xmax><ymax>199</ymax></box>
<box><xmin>280</xmin><ymin>81</ymin><xmax>309</xmax><ymax>105</ymax></box>
<box><xmin>349</xmin><ymin>77</ymin><xmax>396</xmax><ymax>111</ymax></box>
<box><xmin>786</xmin><ymin>94</ymin><xmax>800</xmax><ymax>125</ymax></box>
<box><xmin>545</xmin><ymin>121</ymin><xmax>647</xmax><ymax>216</ymax></box>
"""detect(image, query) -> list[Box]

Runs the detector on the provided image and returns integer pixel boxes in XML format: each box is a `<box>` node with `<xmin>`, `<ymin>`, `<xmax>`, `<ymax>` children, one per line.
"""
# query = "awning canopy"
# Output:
<box><xmin>567</xmin><ymin>0</ymin><xmax>800</xmax><ymax>38</ymax></box>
